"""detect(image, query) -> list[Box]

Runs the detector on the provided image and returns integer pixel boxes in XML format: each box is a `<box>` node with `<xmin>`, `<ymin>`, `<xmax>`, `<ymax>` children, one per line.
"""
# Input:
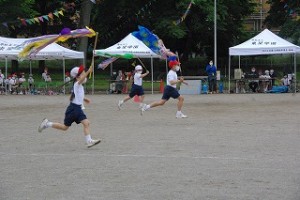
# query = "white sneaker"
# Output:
<box><xmin>38</xmin><ymin>118</ymin><xmax>48</xmax><ymax>132</ymax></box>
<box><xmin>140</xmin><ymin>104</ymin><xmax>147</xmax><ymax>115</ymax></box>
<box><xmin>86</xmin><ymin>139</ymin><xmax>101</xmax><ymax>148</ymax></box>
<box><xmin>139</xmin><ymin>103</ymin><xmax>145</xmax><ymax>109</ymax></box>
<box><xmin>176</xmin><ymin>113</ymin><xmax>187</xmax><ymax>118</ymax></box>
<box><xmin>118</xmin><ymin>100</ymin><xmax>123</xmax><ymax>110</ymax></box>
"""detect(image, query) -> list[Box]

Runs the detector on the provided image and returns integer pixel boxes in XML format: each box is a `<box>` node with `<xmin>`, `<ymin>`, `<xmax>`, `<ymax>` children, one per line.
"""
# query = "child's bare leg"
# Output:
<box><xmin>150</xmin><ymin>99</ymin><xmax>167</xmax><ymax>108</ymax></box>
<box><xmin>140</xmin><ymin>95</ymin><xmax>145</xmax><ymax>103</ymax></box>
<box><xmin>81</xmin><ymin>119</ymin><xmax>90</xmax><ymax>136</ymax></box>
<box><xmin>177</xmin><ymin>96</ymin><xmax>184</xmax><ymax>111</ymax></box>
<box><xmin>122</xmin><ymin>95</ymin><xmax>131</xmax><ymax>103</ymax></box>
<box><xmin>52</xmin><ymin>123</ymin><xmax>69</xmax><ymax>131</ymax></box>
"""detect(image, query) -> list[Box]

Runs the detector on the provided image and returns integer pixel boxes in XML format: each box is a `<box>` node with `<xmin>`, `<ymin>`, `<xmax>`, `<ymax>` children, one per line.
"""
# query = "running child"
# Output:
<box><xmin>38</xmin><ymin>64</ymin><xmax>101</xmax><ymax>148</ymax></box>
<box><xmin>141</xmin><ymin>60</ymin><xmax>187</xmax><ymax>118</ymax></box>
<box><xmin>118</xmin><ymin>65</ymin><xmax>149</xmax><ymax>110</ymax></box>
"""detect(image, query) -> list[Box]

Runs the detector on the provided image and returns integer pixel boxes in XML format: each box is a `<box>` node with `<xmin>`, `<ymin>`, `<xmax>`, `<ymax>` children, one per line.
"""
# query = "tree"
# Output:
<box><xmin>265</xmin><ymin>0</ymin><xmax>300</xmax><ymax>45</ymax></box>
<box><xmin>91</xmin><ymin>0</ymin><xmax>255</xmax><ymax>64</ymax></box>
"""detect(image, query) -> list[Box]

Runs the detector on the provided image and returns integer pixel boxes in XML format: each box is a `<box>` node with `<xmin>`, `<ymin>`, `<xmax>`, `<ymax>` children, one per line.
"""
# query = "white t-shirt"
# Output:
<box><xmin>167</xmin><ymin>70</ymin><xmax>177</xmax><ymax>88</ymax></box>
<box><xmin>134</xmin><ymin>73</ymin><xmax>142</xmax><ymax>86</ymax></box>
<box><xmin>72</xmin><ymin>81</ymin><xmax>84</xmax><ymax>105</ymax></box>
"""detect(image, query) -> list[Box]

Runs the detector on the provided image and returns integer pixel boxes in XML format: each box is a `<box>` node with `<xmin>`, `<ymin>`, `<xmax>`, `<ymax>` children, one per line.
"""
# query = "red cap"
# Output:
<box><xmin>78</xmin><ymin>65</ymin><xmax>84</xmax><ymax>75</ymax></box>
<box><xmin>168</xmin><ymin>60</ymin><xmax>180</xmax><ymax>68</ymax></box>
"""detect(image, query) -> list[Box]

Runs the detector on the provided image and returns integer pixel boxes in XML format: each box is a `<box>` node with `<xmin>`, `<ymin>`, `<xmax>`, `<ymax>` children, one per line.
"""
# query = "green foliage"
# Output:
<box><xmin>265</xmin><ymin>0</ymin><xmax>300</xmax><ymax>45</ymax></box>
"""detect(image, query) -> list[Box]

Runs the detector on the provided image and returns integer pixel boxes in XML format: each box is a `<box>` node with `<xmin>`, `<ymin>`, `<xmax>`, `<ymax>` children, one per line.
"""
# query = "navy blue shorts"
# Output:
<box><xmin>129</xmin><ymin>84</ymin><xmax>144</xmax><ymax>98</ymax></box>
<box><xmin>64</xmin><ymin>103</ymin><xmax>87</xmax><ymax>127</ymax></box>
<box><xmin>162</xmin><ymin>85</ymin><xmax>180</xmax><ymax>100</ymax></box>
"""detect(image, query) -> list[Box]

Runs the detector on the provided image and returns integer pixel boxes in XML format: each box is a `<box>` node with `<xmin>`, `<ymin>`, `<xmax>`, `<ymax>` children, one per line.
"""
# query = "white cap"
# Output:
<box><xmin>135</xmin><ymin>65</ymin><xmax>142</xmax><ymax>71</ymax></box>
<box><xmin>70</xmin><ymin>65</ymin><xmax>84</xmax><ymax>78</ymax></box>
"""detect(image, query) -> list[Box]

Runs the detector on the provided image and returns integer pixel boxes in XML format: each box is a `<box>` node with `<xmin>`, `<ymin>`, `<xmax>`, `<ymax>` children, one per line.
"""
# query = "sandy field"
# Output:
<box><xmin>0</xmin><ymin>93</ymin><xmax>300</xmax><ymax>200</ymax></box>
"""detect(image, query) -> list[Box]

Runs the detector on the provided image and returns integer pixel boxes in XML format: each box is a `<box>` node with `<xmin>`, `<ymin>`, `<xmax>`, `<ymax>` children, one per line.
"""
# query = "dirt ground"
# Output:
<box><xmin>0</xmin><ymin>93</ymin><xmax>300</xmax><ymax>200</ymax></box>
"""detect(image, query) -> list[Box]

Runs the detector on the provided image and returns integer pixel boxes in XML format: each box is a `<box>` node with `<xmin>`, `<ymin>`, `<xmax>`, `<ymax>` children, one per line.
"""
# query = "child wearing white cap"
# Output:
<box><xmin>38</xmin><ymin>64</ymin><xmax>101</xmax><ymax>148</ymax></box>
<box><xmin>118</xmin><ymin>65</ymin><xmax>149</xmax><ymax>110</ymax></box>
<box><xmin>141</xmin><ymin>60</ymin><xmax>187</xmax><ymax>118</ymax></box>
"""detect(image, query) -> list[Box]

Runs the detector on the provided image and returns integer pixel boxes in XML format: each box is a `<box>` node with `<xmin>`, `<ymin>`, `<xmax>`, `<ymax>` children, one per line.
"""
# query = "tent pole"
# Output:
<box><xmin>29</xmin><ymin>60</ymin><xmax>32</xmax><ymax>75</ymax></box>
<box><xmin>294</xmin><ymin>53</ymin><xmax>297</xmax><ymax>93</ymax></box>
<box><xmin>63</xmin><ymin>57</ymin><xmax>66</xmax><ymax>95</ymax></box>
<box><xmin>151</xmin><ymin>56</ymin><xmax>154</xmax><ymax>94</ymax></box>
<box><xmin>92</xmin><ymin>59</ymin><xmax>95</xmax><ymax>95</ymax></box>
<box><xmin>228</xmin><ymin>56</ymin><xmax>231</xmax><ymax>94</ymax></box>
<box><xmin>239</xmin><ymin>56</ymin><xmax>241</xmax><ymax>69</ymax></box>
<box><xmin>5</xmin><ymin>57</ymin><xmax>8</xmax><ymax>95</ymax></box>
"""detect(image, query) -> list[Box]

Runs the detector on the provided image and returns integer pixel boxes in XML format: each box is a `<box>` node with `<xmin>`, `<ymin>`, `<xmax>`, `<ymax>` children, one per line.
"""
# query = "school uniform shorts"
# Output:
<box><xmin>129</xmin><ymin>84</ymin><xmax>145</xmax><ymax>98</ymax></box>
<box><xmin>64</xmin><ymin>103</ymin><xmax>87</xmax><ymax>126</ymax></box>
<box><xmin>162</xmin><ymin>85</ymin><xmax>180</xmax><ymax>100</ymax></box>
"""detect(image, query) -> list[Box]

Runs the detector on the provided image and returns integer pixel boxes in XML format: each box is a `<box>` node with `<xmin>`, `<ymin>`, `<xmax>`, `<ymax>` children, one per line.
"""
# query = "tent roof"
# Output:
<box><xmin>229</xmin><ymin>29</ymin><xmax>300</xmax><ymax>56</ymax></box>
<box><xmin>94</xmin><ymin>33</ymin><xmax>161</xmax><ymax>58</ymax></box>
<box><xmin>0</xmin><ymin>36</ymin><xmax>84</xmax><ymax>60</ymax></box>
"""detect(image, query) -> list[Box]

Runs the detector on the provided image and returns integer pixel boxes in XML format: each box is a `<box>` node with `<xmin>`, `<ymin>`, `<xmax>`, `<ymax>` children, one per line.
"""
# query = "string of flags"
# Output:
<box><xmin>280</xmin><ymin>0</ymin><xmax>300</xmax><ymax>20</ymax></box>
<box><xmin>173</xmin><ymin>1</ymin><xmax>194</xmax><ymax>25</ymax></box>
<box><xmin>2</xmin><ymin>10</ymin><xmax>64</xmax><ymax>30</ymax></box>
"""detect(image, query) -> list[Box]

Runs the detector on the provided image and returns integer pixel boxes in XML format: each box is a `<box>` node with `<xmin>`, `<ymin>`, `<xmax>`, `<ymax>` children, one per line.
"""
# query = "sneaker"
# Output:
<box><xmin>38</xmin><ymin>118</ymin><xmax>48</xmax><ymax>132</ymax></box>
<box><xmin>176</xmin><ymin>113</ymin><xmax>187</xmax><ymax>119</ymax></box>
<box><xmin>140</xmin><ymin>104</ymin><xmax>147</xmax><ymax>115</ymax></box>
<box><xmin>87</xmin><ymin>139</ymin><xmax>101</xmax><ymax>148</ymax></box>
<box><xmin>118</xmin><ymin>100</ymin><xmax>123</xmax><ymax>110</ymax></box>
<box><xmin>139</xmin><ymin>103</ymin><xmax>145</xmax><ymax>109</ymax></box>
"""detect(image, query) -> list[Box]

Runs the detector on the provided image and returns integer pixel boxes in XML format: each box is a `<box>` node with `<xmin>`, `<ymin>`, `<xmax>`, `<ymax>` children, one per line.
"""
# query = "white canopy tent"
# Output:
<box><xmin>94</xmin><ymin>33</ymin><xmax>162</xmax><ymax>94</ymax></box>
<box><xmin>228</xmin><ymin>29</ymin><xmax>300</xmax><ymax>93</ymax></box>
<box><xmin>0</xmin><ymin>36</ymin><xmax>84</xmax><ymax>94</ymax></box>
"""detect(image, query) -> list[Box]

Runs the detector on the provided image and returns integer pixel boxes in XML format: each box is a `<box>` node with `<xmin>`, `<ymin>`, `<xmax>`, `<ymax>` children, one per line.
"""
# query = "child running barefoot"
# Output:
<box><xmin>141</xmin><ymin>60</ymin><xmax>187</xmax><ymax>118</ymax></box>
<box><xmin>38</xmin><ymin>65</ymin><xmax>101</xmax><ymax>148</ymax></box>
<box><xmin>118</xmin><ymin>65</ymin><xmax>149</xmax><ymax>110</ymax></box>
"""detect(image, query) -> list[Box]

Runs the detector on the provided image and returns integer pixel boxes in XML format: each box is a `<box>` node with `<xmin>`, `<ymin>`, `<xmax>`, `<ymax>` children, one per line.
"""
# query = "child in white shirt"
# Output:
<box><xmin>141</xmin><ymin>60</ymin><xmax>187</xmax><ymax>118</ymax></box>
<box><xmin>38</xmin><ymin>65</ymin><xmax>101</xmax><ymax>148</ymax></box>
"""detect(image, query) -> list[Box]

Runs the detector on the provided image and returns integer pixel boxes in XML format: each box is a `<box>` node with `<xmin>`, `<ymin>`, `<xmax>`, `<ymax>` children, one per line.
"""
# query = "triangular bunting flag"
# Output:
<box><xmin>26</xmin><ymin>19</ymin><xmax>32</xmax><ymax>25</ymax></box>
<box><xmin>30</xmin><ymin>19</ymin><xmax>36</xmax><ymax>24</ymax></box>
<box><xmin>21</xmin><ymin>19</ymin><xmax>27</xmax><ymax>26</ymax></box>
<box><xmin>42</xmin><ymin>15</ymin><xmax>49</xmax><ymax>21</ymax></box>
<box><xmin>34</xmin><ymin>18</ymin><xmax>40</xmax><ymax>23</ymax></box>
<box><xmin>38</xmin><ymin>17</ymin><xmax>44</xmax><ymax>22</ymax></box>
<box><xmin>53</xmin><ymin>11</ymin><xmax>59</xmax><ymax>18</ymax></box>
<box><xmin>58</xmin><ymin>10</ymin><xmax>64</xmax><ymax>16</ymax></box>
<box><xmin>2</xmin><ymin>22</ymin><xmax>8</xmax><ymax>27</ymax></box>
<box><xmin>48</xmin><ymin>13</ymin><xmax>54</xmax><ymax>19</ymax></box>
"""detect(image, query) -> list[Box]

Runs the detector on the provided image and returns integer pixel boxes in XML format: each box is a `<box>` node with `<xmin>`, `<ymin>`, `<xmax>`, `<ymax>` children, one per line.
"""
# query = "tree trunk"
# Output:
<box><xmin>36</xmin><ymin>0</ymin><xmax>48</xmax><ymax>73</ymax></box>
<box><xmin>78</xmin><ymin>0</ymin><xmax>93</xmax><ymax>66</ymax></box>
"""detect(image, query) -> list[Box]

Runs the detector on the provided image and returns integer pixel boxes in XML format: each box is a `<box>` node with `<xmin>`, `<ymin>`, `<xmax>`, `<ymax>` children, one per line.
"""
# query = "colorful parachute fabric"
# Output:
<box><xmin>18</xmin><ymin>27</ymin><xmax>96</xmax><ymax>59</ymax></box>
<box><xmin>132</xmin><ymin>26</ymin><xmax>176</xmax><ymax>59</ymax></box>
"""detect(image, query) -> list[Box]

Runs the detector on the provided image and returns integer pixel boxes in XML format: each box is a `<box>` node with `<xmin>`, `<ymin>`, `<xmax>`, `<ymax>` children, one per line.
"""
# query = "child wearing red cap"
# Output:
<box><xmin>118</xmin><ymin>65</ymin><xmax>149</xmax><ymax>110</ymax></box>
<box><xmin>141</xmin><ymin>60</ymin><xmax>187</xmax><ymax>118</ymax></box>
<box><xmin>38</xmin><ymin>64</ymin><xmax>101</xmax><ymax>148</ymax></box>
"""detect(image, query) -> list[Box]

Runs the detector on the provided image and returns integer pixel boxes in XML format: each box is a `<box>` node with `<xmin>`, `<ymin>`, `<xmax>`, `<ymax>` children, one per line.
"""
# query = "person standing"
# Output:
<box><xmin>205</xmin><ymin>60</ymin><xmax>217</xmax><ymax>94</ymax></box>
<box><xmin>118</xmin><ymin>65</ymin><xmax>149</xmax><ymax>110</ymax></box>
<box><xmin>141</xmin><ymin>60</ymin><xmax>187</xmax><ymax>119</ymax></box>
<box><xmin>38</xmin><ymin>64</ymin><xmax>101</xmax><ymax>148</ymax></box>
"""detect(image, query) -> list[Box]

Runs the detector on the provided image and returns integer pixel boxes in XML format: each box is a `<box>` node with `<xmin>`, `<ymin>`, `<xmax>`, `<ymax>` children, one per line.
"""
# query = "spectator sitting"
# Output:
<box><xmin>45</xmin><ymin>74</ymin><xmax>52</xmax><ymax>82</ymax></box>
<box><xmin>9</xmin><ymin>74</ymin><xmax>18</xmax><ymax>94</ymax></box>
<box><xmin>0</xmin><ymin>69</ymin><xmax>4</xmax><ymax>93</ymax></box>
<box><xmin>246</xmin><ymin>67</ymin><xmax>259</xmax><ymax>93</ymax></box>
<box><xmin>42</xmin><ymin>68</ymin><xmax>48</xmax><ymax>81</ymax></box>
<box><xmin>259</xmin><ymin>70</ymin><xmax>271</xmax><ymax>92</ymax></box>
<box><xmin>281</xmin><ymin>74</ymin><xmax>290</xmax><ymax>86</ymax></box>
<box><xmin>115</xmin><ymin>70</ymin><xmax>125</xmax><ymax>94</ymax></box>
<box><xmin>18</xmin><ymin>73</ymin><xmax>26</xmax><ymax>94</ymax></box>
<box><xmin>28</xmin><ymin>74</ymin><xmax>34</xmax><ymax>94</ymax></box>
